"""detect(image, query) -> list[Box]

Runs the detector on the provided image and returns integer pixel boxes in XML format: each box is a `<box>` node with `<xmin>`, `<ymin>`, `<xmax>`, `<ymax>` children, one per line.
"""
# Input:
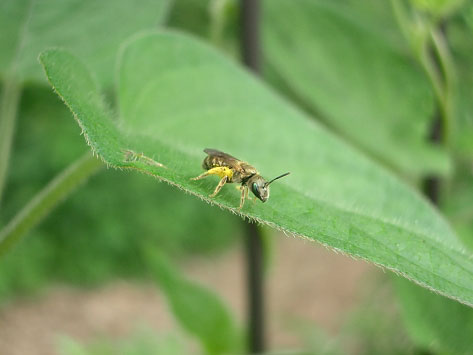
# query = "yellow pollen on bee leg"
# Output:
<box><xmin>206</xmin><ymin>166</ymin><xmax>233</xmax><ymax>180</ymax></box>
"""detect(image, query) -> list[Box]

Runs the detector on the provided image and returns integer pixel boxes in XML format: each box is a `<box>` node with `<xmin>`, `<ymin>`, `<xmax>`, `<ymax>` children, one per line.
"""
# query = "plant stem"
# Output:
<box><xmin>240</xmin><ymin>0</ymin><xmax>266</xmax><ymax>352</ymax></box>
<box><xmin>430</xmin><ymin>25</ymin><xmax>456</xmax><ymax>144</ymax></box>
<box><xmin>0</xmin><ymin>153</ymin><xmax>102</xmax><ymax>256</ymax></box>
<box><xmin>0</xmin><ymin>78</ymin><xmax>21</xmax><ymax>207</ymax></box>
<box><xmin>391</xmin><ymin>0</ymin><xmax>457</xmax><ymax>203</ymax></box>
<box><xmin>423</xmin><ymin>21</ymin><xmax>455</xmax><ymax>204</ymax></box>
<box><xmin>419</xmin><ymin>27</ymin><xmax>455</xmax><ymax>148</ymax></box>
<box><xmin>390</xmin><ymin>0</ymin><xmax>456</xmax><ymax>147</ymax></box>
<box><xmin>244</xmin><ymin>222</ymin><xmax>265</xmax><ymax>353</ymax></box>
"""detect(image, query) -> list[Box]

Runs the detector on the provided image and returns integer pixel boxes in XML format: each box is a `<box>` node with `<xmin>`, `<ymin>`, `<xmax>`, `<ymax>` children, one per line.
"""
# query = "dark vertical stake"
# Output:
<box><xmin>241</xmin><ymin>0</ymin><xmax>261</xmax><ymax>72</ymax></box>
<box><xmin>423</xmin><ymin>22</ymin><xmax>446</xmax><ymax>205</ymax></box>
<box><xmin>423</xmin><ymin>113</ymin><xmax>442</xmax><ymax>204</ymax></box>
<box><xmin>240</xmin><ymin>0</ymin><xmax>265</xmax><ymax>353</ymax></box>
<box><xmin>244</xmin><ymin>222</ymin><xmax>265</xmax><ymax>353</ymax></box>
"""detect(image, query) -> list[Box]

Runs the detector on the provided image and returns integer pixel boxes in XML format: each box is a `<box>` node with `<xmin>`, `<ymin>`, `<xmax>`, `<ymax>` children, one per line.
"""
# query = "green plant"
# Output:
<box><xmin>36</xmin><ymin>30</ymin><xmax>473</xmax><ymax>306</ymax></box>
<box><xmin>2</xmin><ymin>1</ymin><xmax>473</xmax><ymax>354</ymax></box>
<box><xmin>57</xmin><ymin>328</ymin><xmax>188</xmax><ymax>355</ymax></box>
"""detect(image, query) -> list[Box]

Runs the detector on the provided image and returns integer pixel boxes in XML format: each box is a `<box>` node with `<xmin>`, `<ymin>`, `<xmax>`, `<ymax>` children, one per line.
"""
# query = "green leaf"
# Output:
<box><xmin>57</xmin><ymin>337</ymin><xmax>88</xmax><ymax>355</ymax></box>
<box><xmin>262</xmin><ymin>0</ymin><xmax>450</xmax><ymax>179</ymax></box>
<box><xmin>57</xmin><ymin>330</ymin><xmax>188</xmax><ymax>355</ymax></box>
<box><xmin>394</xmin><ymin>276</ymin><xmax>473</xmax><ymax>354</ymax></box>
<box><xmin>145</xmin><ymin>249</ymin><xmax>241</xmax><ymax>355</ymax></box>
<box><xmin>39</xmin><ymin>31</ymin><xmax>473</xmax><ymax>307</ymax></box>
<box><xmin>0</xmin><ymin>0</ymin><xmax>170</xmax><ymax>86</ymax></box>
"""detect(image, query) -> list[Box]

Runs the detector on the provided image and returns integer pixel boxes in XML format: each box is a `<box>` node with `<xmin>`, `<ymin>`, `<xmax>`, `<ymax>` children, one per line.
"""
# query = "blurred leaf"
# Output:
<box><xmin>0</xmin><ymin>0</ymin><xmax>170</xmax><ymax>86</ymax></box>
<box><xmin>289</xmin><ymin>320</ymin><xmax>344</xmax><ymax>355</ymax></box>
<box><xmin>145</xmin><ymin>249</ymin><xmax>241</xmax><ymax>355</ymax></box>
<box><xmin>58</xmin><ymin>338</ymin><xmax>88</xmax><ymax>355</ymax></box>
<box><xmin>394</xmin><ymin>276</ymin><xmax>473</xmax><ymax>354</ymax></box>
<box><xmin>263</xmin><ymin>0</ymin><xmax>450</xmax><ymax>179</ymax></box>
<box><xmin>39</xmin><ymin>32</ymin><xmax>473</xmax><ymax>306</ymax></box>
<box><xmin>57</xmin><ymin>329</ymin><xmax>187</xmax><ymax>355</ymax></box>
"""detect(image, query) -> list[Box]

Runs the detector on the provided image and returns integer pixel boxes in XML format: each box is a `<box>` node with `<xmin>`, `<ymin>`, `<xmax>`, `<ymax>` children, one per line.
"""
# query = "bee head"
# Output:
<box><xmin>248</xmin><ymin>172</ymin><xmax>290</xmax><ymax>203</ymax></box>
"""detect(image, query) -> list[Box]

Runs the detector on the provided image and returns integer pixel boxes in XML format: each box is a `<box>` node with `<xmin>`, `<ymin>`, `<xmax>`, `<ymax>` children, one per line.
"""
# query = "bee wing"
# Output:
<box><xmin>204</xmin><ymin>148</ymin><xmax>240</xmax><ymax>161</ymax></box>
<box><xmin>203</xmin><ymin>148</ymin><xmax>255</xmax><ymax>177</ymax></box>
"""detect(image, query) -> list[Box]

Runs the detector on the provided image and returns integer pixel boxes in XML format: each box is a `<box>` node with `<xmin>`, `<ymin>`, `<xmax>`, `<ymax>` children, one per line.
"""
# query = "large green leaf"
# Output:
<box><xmin>39</xmin><ymin>31</ymin><xmax>473</xmax><ymax>306</ymax></box>
<box><xmin>262</xmin><ymin>0</ymin><xmax>450</xmax><ymax>179</ymax></box>
<box><xmin>0</xmin><ymin>0</ymin><xmax>170</xmax><ymax>85</ymax></box>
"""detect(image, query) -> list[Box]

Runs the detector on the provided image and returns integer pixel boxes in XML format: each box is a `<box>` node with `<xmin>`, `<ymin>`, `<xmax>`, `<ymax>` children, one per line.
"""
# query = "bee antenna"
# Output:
<box><xmin>265</xmin><ymin>172</ymin><xmax>290</xmax><ymax>187</ymax></box>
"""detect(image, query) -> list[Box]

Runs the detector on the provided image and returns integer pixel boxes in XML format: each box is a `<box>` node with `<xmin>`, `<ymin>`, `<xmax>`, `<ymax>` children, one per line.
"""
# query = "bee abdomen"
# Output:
<box><xmin>203</xmin><ymin>156</ymin><xmax>226</xmax><ymax>170</ymax></box>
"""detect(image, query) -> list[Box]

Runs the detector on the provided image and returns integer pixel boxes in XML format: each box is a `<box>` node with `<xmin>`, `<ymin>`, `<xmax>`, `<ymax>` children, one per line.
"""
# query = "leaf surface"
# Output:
<box><xmin>0</xmin><ymin>0</ymin><xmax>169</xmax><ymax>86</ymax></box>
<box><xmin>262</xmin><ymin>0</ymin><xmax>450</xmax><ymax>178</ymax></box>
<box><xmin>39</xmin><ymin>31</ymin><xmax>473</xmax><ymax>307</ymax></box>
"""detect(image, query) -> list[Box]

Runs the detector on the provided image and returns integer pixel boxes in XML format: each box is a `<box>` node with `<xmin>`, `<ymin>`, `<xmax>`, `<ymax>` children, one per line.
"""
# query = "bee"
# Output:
<box><xmin>191</xmin><ymin>148</ymin><xmax>290</xmax><ymax>209</ymax></box>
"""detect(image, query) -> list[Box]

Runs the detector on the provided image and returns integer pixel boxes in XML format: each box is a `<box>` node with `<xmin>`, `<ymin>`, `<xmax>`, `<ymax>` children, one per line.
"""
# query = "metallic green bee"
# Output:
<box><xmin>191</xmin><ymin>148</ymin><xmax>290</xmax><ymax>209</ymax></box>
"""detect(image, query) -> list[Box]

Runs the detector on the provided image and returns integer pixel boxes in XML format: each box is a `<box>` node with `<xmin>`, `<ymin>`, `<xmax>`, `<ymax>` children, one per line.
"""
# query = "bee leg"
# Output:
<box><xmin>239</xmin><ymin>185</ymin><xmax>247</xmax><ymax>210</ymax></box>
<box><xmin>191</xmin><ymin>167</ymin><xmax>233</xmax><ymax>181</ymax></box>
<box><xmin>245</xmin><ymin>186</ymin><xmax>253</xmax><ymax>201</ymax></box>
<box><xmin>209</xmin><ymin>175</ymin><xmax>228</xmax><ymax>198</ymax></box>
<box><xmin>191</xmin><ymin>171</ymin><xmax>210</xmax><ymax>181</ymax></box>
